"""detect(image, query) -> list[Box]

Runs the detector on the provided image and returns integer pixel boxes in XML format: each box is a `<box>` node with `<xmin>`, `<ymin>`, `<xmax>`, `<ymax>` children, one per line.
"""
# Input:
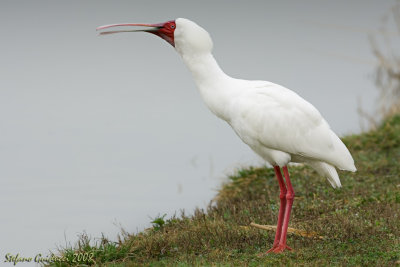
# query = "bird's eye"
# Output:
<box><xmin>170</xmin><ymin>25</ymin><xmax>175</xmax><ymax>29</ymax></box>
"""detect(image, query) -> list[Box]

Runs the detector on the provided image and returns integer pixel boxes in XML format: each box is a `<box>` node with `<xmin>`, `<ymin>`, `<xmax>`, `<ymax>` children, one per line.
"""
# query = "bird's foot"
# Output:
<box><xmin>257</xmin><ymin>245</ymin><xmax>277</xmax><ymax>256</ymax></box>
<box><xmin>258</xmin><ymin>244</ymin><xmax>292</xmax><ymax>256</ymax></box>
<box><xmin>258</xmin><ymin>245</ymin><xmax>293</xmax><ymax>257</ymax></box>
<box><xmin>270</xmin><ymin>244</ymin><xmax>292</xmax><ymax>253</ymax></box>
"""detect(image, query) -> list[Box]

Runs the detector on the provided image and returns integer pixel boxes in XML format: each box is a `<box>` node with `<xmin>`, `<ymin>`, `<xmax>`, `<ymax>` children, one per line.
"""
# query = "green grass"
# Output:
<box><xmin>49</xmin><ymin>114</ymin><xmax>400</xmax><ymax>266</ymax></box>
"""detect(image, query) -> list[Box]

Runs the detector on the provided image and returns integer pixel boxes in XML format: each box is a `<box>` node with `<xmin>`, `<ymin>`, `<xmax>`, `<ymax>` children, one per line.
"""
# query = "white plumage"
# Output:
<box><xmin>174</xmin><ymin>18</ymin><xmax>356</xmax><ymax>189</ymax></box>
<box><xmin>97</xmin><ymin>17</ymin><xmax>356</xmax><ymax>253</ymax></box>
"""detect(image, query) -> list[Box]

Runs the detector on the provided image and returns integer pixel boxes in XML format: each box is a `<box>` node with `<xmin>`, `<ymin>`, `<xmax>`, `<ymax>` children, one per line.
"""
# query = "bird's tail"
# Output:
<box><xmin>306</xmin><ymin>161</ymin><xmax>341</xmax><ymax>188</ymax></box>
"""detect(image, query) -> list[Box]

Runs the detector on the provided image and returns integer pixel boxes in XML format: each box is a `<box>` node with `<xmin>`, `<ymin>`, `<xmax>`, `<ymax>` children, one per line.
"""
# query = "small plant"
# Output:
<box><xmin>150</xmin><ymin>214</ymin><xmax>167</xmax><ymax>231</ymax></box>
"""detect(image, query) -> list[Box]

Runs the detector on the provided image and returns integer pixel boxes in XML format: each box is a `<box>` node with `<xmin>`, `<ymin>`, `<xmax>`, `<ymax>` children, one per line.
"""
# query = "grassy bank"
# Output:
<box><xmin>51</xmin><ymin>114</ymin><xmax>400</xmax><ymax>266</ymax></box>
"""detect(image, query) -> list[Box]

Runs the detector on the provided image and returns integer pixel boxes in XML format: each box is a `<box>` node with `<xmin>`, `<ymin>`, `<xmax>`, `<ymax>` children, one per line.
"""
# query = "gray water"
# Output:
<box><xmin>0</xmin><ymin>1</ymin><xmax>397</xmax><ymax>265</ymax></box>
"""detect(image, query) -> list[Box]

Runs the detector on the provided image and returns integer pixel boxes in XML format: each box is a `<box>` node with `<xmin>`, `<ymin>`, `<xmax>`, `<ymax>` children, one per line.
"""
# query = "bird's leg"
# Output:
<box><xmin>272</xmin><ymin>166</ymin><xmax>294</xmax><ymax>253</ymax></box>
<box><xmin>265</xmin><ymin>166</ymin><xmax>287</xmax><ymax>253</ymax></box>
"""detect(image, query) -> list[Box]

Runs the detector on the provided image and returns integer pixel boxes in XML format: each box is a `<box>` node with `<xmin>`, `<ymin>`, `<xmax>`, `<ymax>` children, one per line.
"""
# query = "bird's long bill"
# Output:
<box><xmin>96</xmin><ymin>23</ymin><xmax>162</xmax><ymax>35</ymax></box>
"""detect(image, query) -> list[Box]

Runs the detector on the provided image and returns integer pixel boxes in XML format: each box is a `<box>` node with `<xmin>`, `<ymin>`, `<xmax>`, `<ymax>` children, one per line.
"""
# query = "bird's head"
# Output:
<box><xmin>96</xmin><ymin>18</ymin><xmax>213</xmax><ymax>56</ymax></box>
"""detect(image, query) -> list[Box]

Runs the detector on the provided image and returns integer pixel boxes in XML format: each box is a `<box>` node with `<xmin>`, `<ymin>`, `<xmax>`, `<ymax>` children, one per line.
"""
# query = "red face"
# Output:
<box><xmin>149</xmin><ymin>20</ymin><xmax>176</xmax><ymax>47</ymax></box>
<box><xmin>96</xmin><ymin>20</ymin><xmax>176</xmax><ymax>47</ymax></box>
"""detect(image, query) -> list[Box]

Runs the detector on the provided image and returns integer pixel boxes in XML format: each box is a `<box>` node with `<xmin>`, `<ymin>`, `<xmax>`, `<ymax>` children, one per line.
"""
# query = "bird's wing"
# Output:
<box><xmin>228</xmin><ymin>81</ymin><xmax>355</xmax><ymax>171</ymax></box>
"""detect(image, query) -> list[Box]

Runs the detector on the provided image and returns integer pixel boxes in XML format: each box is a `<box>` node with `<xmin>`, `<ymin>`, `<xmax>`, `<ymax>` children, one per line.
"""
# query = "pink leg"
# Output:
<box><xmin>272</xmin><ymin>166</ymin><xmax>294</xmax><ymax>253</ymax></box>
<box><xmin>265</xmin><ymin>166</ymin><xmax>287</xmax><ymax>253</ymax></box>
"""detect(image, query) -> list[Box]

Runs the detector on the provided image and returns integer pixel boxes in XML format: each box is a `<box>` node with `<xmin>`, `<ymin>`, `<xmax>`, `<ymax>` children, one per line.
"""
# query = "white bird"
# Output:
<box><xmin>97</xmin><ymin>18</ymin><xmax>356</xmax><ymax>254</ymax></box>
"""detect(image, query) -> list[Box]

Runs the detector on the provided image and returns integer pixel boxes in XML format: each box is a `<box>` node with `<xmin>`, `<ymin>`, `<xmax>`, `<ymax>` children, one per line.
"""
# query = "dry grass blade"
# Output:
<box><xmin>250</xmin><ymin>222</ymin><xmax>325</xmax><ymax>240</ymax></box>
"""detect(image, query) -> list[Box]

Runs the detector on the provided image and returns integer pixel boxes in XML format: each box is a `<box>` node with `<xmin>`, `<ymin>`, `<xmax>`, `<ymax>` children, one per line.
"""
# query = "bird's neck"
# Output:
<box><xmin>180</xmin><ymin>52</ymin><xmax>234</xmax><ymax>120</ymax></box>
<box><xmin>181</xmin><ymin>52</ymin><xmax>227</xmax><ymax>85</ymax></box>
